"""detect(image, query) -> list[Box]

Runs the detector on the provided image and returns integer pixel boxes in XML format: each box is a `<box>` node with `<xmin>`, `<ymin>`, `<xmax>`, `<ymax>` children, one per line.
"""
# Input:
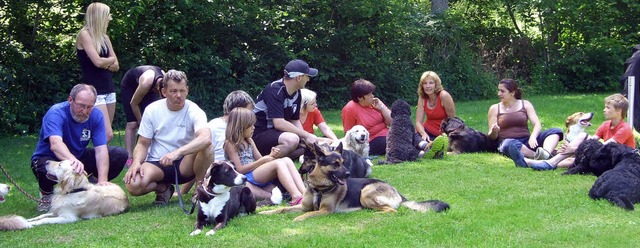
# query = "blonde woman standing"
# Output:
<box><xmin>76</xmin><ymin>2</ymin><xmax>119</xmax><ymax>142</ymax></box>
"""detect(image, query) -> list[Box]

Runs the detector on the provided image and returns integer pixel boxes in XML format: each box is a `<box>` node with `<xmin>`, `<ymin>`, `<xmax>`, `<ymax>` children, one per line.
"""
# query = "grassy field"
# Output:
<box><xmin>2</xmin><ymin>92</ymin><xmax>637</xmax><ymax>247</ymax></box>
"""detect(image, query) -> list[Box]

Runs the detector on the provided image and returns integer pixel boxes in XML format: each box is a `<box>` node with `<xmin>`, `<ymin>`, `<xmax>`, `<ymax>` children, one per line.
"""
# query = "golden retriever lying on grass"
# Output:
<box><xmin>0</xmin><ymin>160</ymin><xmax>128</xmax><ymax>230</ymax></box>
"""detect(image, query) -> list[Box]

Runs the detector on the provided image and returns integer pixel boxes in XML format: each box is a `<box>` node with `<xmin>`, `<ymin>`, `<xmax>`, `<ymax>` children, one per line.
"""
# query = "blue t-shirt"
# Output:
<box><xmin>31</xmin><ymin>101</ymin><xmax>107</xmax><ymax>160</ymax></box>
<box><xmin>253</xmin><ymin>79</ymin><xmax>301</xmax><ymax>133</ymax></box>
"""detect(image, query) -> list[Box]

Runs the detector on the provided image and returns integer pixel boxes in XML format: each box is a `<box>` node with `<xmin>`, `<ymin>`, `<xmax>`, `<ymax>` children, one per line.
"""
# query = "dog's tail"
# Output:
<box><xmin>0</xmin><ymin>215</ymin><xmax>31</xmax><ymax>230</ymax></box>
<box><xmin>402</xmin><ymin>200</ymin><xmax>449</xmax><ymax>213</ymax></box>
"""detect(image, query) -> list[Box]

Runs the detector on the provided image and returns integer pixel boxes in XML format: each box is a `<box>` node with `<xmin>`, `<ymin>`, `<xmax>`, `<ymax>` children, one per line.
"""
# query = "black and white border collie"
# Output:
<box><xmin>190</xmin><ymin>161</ymin><xmax>256</xmax><ymax>236</ymax></box>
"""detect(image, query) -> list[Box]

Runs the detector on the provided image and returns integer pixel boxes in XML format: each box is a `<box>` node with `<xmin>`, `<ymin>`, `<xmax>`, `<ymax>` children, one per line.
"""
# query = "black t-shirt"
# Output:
<box><xmin>253</xmin><ymin>79</ymin><xmax>301</xmax><ymax>133</ymax></box>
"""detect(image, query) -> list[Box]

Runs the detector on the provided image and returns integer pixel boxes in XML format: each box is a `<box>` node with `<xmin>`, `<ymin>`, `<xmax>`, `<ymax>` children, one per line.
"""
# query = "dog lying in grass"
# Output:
<box><xmin>261</xmin><ymin>142</ymin><xmax>449</xmax><ymax>221</ymax></box>
<box><xmin>440</xmin><ymin>117</ymin><xmax>497</xmax><ymax>154</ymax></box>
<box><xmin>191</xmin><ymin>161</ymin><xmax>256</xmax><ymax>236</ymax></box>
<box><xmin>0</xmin><ymin>160</ymin><xmax>128</xmax><ymax>231</ymax></box>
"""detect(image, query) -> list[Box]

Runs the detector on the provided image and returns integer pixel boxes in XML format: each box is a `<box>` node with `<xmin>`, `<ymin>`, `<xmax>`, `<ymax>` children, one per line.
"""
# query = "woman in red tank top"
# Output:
<box><xmin>415</xmin><ymin>71</ymin><xmax>456</xmax><ymax>142</ymax></box>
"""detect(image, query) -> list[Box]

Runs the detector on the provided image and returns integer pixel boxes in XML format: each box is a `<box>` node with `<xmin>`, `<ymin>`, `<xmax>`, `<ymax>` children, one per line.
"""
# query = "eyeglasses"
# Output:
<box><xmin>72</xmin><ymin>99</ymin><xmax>94</xmax><ymax>111</ymax></box>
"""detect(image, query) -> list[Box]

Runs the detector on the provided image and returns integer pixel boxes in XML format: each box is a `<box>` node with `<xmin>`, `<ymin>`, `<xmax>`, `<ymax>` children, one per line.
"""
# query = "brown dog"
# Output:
<box><xmin>261</xmin><ymin>142</ymin><xmax>449</xmax><ymax>221</ymax></box>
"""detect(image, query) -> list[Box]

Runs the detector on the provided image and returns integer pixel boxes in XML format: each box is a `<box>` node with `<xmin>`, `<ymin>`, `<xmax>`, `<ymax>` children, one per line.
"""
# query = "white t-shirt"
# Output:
<box><xmin>207</xmin><ymin>117</ymin><xmax>226</xmax><ymax>161</ymax></box>
<box><xmin>138</xmin><ymin>99</ymin><xmax>208</xmax><ymax>161</ymax></box>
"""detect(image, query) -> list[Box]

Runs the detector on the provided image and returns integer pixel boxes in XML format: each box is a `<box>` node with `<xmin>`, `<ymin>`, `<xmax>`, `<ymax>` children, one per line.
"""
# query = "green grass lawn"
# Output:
<box><xmin>2</xmin><ymin>92</ymin><xmax>637</xmax><ymax>247</ymax></box>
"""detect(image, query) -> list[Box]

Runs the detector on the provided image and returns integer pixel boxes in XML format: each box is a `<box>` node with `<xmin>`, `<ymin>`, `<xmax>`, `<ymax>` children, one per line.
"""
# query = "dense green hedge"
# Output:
<box><xmin>1</xmin><ymin>0</ymin><xmax>638</xmax><ymax>135</ymax></box>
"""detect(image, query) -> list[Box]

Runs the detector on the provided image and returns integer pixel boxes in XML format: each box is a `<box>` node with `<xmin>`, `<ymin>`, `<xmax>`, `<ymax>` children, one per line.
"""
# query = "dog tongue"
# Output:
<box><xmin>0</xmin><ymin>196</ymin><xmax>4</xmax><ymax>202</ymax></box>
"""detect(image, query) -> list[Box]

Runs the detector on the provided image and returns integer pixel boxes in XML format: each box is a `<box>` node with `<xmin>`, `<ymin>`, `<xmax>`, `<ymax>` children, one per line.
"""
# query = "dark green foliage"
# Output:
<box><xmin>2</xmin><ymin>0</ymin><xmax>640</xmax><ymax>135</ymax></box>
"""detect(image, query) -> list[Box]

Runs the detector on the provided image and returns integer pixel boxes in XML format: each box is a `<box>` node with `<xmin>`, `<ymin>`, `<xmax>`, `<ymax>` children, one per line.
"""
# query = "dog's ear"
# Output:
<box><xmin>313</xmin><ymin>142</ymin><xmax>325</xmax><ymax>156</ymax></box>
<box><xmin>334</xmin><ymin>142</ymin><xmax>343</xmax><ymax>154</ymax></box>
<box><xmin>565</xmin><ymin>114</ymin><xmax>573</xmax><ymax>128</ymax></box>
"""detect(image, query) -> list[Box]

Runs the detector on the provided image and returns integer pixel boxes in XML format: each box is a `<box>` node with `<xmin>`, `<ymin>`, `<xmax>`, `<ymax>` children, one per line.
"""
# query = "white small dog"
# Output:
<box><xmin>340</xmin><ymin>125</ymin><xmax>370</xmax><ymax>158</ymax></box>
<box><xmin>0</xmin><ymin>183</ymin><xmax>9</xmax><ymax>203</ymax></box>
<box><xmin>0</xmin><ymin>160</ymin><xmax>128</xmax><ymax>230</ymax></box>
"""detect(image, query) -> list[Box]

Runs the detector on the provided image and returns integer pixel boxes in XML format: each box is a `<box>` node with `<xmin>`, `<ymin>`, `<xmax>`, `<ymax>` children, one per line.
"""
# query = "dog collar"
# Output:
<box><xmin>202</xmin><ymin>185</ymin><xmax>220</xmax><ymax>197</ymax></box>
<box><xmin>310</xmin><ymin>185</ymin><xmax>337</xmax><ymax>195</ymax></box>
<box><xmin>67</xmin><ymin>188</ymin><xmax>87</xmax><ymax>194</ymax></box>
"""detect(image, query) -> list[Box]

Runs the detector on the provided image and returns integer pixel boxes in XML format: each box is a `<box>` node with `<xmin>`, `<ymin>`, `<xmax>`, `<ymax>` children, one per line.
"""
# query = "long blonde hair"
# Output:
<box><xmin>226</xmin><ymin>108</ymin><xmax>256</xmax><ymax>149</ymax></box>
<box><xmin>79</xmin><ymin>2</ymin><xmax>111</xmax><ymax>54</ymax></box>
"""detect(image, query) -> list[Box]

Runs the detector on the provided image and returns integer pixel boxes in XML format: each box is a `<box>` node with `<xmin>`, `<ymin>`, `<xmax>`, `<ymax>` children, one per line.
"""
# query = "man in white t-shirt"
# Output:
<box><xmin>124</xmin><ymin>69</ymin><xmax>213</xmax><ymax>205</ymax></box>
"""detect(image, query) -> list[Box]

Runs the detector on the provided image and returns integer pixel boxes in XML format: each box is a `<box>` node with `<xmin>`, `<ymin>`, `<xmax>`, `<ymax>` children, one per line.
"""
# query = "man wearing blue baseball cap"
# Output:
<box><xmin>252</xmin><ymin>59</ymin><xmax>325</xmax><ymax>158</ymax></box>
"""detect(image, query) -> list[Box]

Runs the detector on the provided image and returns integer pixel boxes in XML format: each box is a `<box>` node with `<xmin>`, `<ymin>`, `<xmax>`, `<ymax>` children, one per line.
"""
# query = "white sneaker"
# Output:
<box><xmin>534</xmin><ymin>147</ymin><xmax>551</xmax><ymax>160</ymax></box>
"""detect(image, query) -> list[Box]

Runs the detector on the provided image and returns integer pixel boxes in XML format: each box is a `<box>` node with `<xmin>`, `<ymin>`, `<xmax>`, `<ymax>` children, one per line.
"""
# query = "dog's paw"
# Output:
<box><xmin>270</xmin><ymin>187</ymin><xmax>283</xmax><ymax>205</ymax></box>
<box><xmin>205</xmin><ymin>229</ymin><xmax>216</xmax><ymax>236</ymax></box>
<box><xmin>189</xmin><ymin>229</ymin><xmax>202</xmax><ymax>236</ymax></box>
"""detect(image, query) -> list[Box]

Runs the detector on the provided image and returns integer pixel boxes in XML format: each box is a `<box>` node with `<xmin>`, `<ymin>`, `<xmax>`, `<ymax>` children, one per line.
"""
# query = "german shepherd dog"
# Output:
<box><xmin>190</xmin><ymin>161</ymin><xmax>256</xmax><ymax>236</ymax></box>
<box><xmin>261</xmin><ymin>142</ymin><xmax>449</xmax><ymax>221</ymax></box>
<box><xmin>300</xmin><ymin>141</ymin><xmax>371</xmax><ymax>178</ymax></box>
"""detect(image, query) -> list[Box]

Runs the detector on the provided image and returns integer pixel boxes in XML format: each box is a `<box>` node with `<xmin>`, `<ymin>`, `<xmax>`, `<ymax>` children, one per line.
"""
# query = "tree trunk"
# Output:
<box><xmin>431</xmin><ymin>0</ymin><xmax>448</xmax><ymax>15</ymax></box>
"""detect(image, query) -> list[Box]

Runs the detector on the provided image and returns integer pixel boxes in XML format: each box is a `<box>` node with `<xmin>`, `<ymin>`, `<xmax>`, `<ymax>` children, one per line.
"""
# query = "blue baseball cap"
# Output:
<box><xmin>284</xmin><ymin>59</ymin><xmax>318</xmax><ymax>78</ymax></box>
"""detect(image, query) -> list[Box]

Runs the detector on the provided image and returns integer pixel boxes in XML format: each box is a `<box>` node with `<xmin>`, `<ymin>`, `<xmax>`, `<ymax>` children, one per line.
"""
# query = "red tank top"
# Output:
<box><xmin>422</xmin><ymin>93</ymin><xmax>447</xmax><ymax>136</ymax></box>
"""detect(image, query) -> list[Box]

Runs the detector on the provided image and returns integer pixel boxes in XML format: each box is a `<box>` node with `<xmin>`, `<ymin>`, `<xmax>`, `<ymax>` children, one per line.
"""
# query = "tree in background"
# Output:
<box><xmin>1</xmin><ymin>0</ymin><xmax>639</xmax><ymax>135</ymax></box>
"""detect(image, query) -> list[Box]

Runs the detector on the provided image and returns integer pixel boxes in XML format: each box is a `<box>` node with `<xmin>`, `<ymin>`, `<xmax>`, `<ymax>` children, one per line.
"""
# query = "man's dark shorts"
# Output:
<box><xmin>252</xmin><ymin>128</ymin><xmax>284</xmax><ymax>156</ymax></box>
<box><xmin>148</xmin><ymin>158</ymin><xmax>194</xmax><ymax>184</ymax></box>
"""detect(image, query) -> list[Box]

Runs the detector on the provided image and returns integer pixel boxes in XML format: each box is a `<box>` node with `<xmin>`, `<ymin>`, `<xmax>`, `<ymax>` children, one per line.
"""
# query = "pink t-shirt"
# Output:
<box><xmin>341</xmin><ymin>100</ymin><xmax>388</xmax><ymax>141</ymax></box>
<box><xmin>595</xmin><ymin>120</ymin><xmax>636</xmax><ymax>148</ymax></box>
<box><xmin>302</xmin><ymin>107</ymin><xmax>325</xmax><ymax>134</ymax></box>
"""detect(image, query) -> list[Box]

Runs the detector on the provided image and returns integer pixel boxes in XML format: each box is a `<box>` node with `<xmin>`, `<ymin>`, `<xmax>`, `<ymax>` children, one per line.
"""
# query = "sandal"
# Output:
<box><xmin>289</xmin><ymin>196</ymin><xmax>303</xmax><ymax>206</ymax></box>
<box><xmin>125</xmin><ymin>158</ymin><xmax>133</xmax><ymax>168</ymax></box>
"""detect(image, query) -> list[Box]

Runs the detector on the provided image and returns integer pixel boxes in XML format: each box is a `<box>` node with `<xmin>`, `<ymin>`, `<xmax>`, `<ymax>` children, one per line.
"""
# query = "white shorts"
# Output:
<box><xmin>95</xmin><ymin>92</ymin><xmax>116</xmax><ymax>106</ymax></box>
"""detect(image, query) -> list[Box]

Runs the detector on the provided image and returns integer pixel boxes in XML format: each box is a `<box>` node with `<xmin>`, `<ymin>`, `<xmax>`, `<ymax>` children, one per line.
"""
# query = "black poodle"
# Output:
<box><xmin>379</xmin><ymin>99</ymin><xmax>420</xmax><ymax>164</ymax></box>
<box><xmin>564</xmin><ymin>139</ymin><xmax>606</xmax><ymax>175</ymax></box>
<box><xmin>587</xmin><ymin>143</ymin><xmax>640</xmax><ymax>210</ymax></box>
<box><xmin>440</xmin><ymin>117</ymin><xmax>498</xmax><ymax>154</ymax></box>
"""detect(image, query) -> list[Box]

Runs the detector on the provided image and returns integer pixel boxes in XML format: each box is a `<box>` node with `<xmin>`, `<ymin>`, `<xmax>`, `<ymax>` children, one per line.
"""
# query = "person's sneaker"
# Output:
<box><xmin>154</xmin><ymin>184</ymin><xmax>174</xmax><ymax>206</ymax></box>
<box><xmin>425</xmin><ymin>135</ymin><xmax>447</xmax><ymax>159</ymax></box>
<box><xmin>534</xmin><ymin>147</ymin><xmax>551</xmax><ymax>160</ymax></box>
<box><xmin>441</xmin><ymin>134</ymin><xmax>449</xmax><ymax>153</ymax></box>
<box><xmin>37</xmin><ymin>193</ymin><xmax>53</xmax><ymax>212</ymax></box>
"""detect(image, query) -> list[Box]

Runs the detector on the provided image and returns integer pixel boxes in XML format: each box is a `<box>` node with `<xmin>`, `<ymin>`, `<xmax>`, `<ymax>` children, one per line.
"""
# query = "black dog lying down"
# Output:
<box><xmin>586</xmin><ymin>143</ymin><xmax>640</xmax><ymax>210</ymax></box>
<box><xmin>440</xmin><ymin>117</ymin><xmax>498</xmax><ymax>154</ymax></box>
<box><xmin>190</xmin><ymin>161</ymin><xmax>256</xmax><ymax>236</ymax></box>
<box><xmin>300</xmin><ymin>141</ymin><xmax>371</xmax><ymax>178</ymax></box>
<box><xmin>565</xmin><ymin>140</ymin><xmax>640</xmax><ymax>210</ymax></box>
<box><xmin>564</xmin><ymin>139</ymin><xmax>608</xmax><ymax>176</ymax></box>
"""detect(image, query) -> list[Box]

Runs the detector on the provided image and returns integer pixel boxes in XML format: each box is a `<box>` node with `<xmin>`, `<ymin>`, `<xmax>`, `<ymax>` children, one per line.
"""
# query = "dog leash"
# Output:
<box><xmin>0</xmin><ymin>163</ymin><xmax>42</xmax><ymax>203</ymax></box>
<box><xmin>174</xmin><ymin>166</ymin><xmax>197</xmax><ymax>215</ymax></box>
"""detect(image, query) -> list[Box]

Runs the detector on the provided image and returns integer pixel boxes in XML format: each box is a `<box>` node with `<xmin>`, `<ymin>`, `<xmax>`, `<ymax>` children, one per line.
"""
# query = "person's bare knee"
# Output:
<box><xmin>193</xmin><ymin>145</ymin><xmax>214</xmax><ymax>180</ymax></box>
<box><xmin>125</xmin><ymin>176</ymin><xmax>146</xmax><ymax>196</ymax></box>
<box><xmin>277</xmin><ymin>132</ymin><xmax>300</xmax><ymax>156</ymax></box>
